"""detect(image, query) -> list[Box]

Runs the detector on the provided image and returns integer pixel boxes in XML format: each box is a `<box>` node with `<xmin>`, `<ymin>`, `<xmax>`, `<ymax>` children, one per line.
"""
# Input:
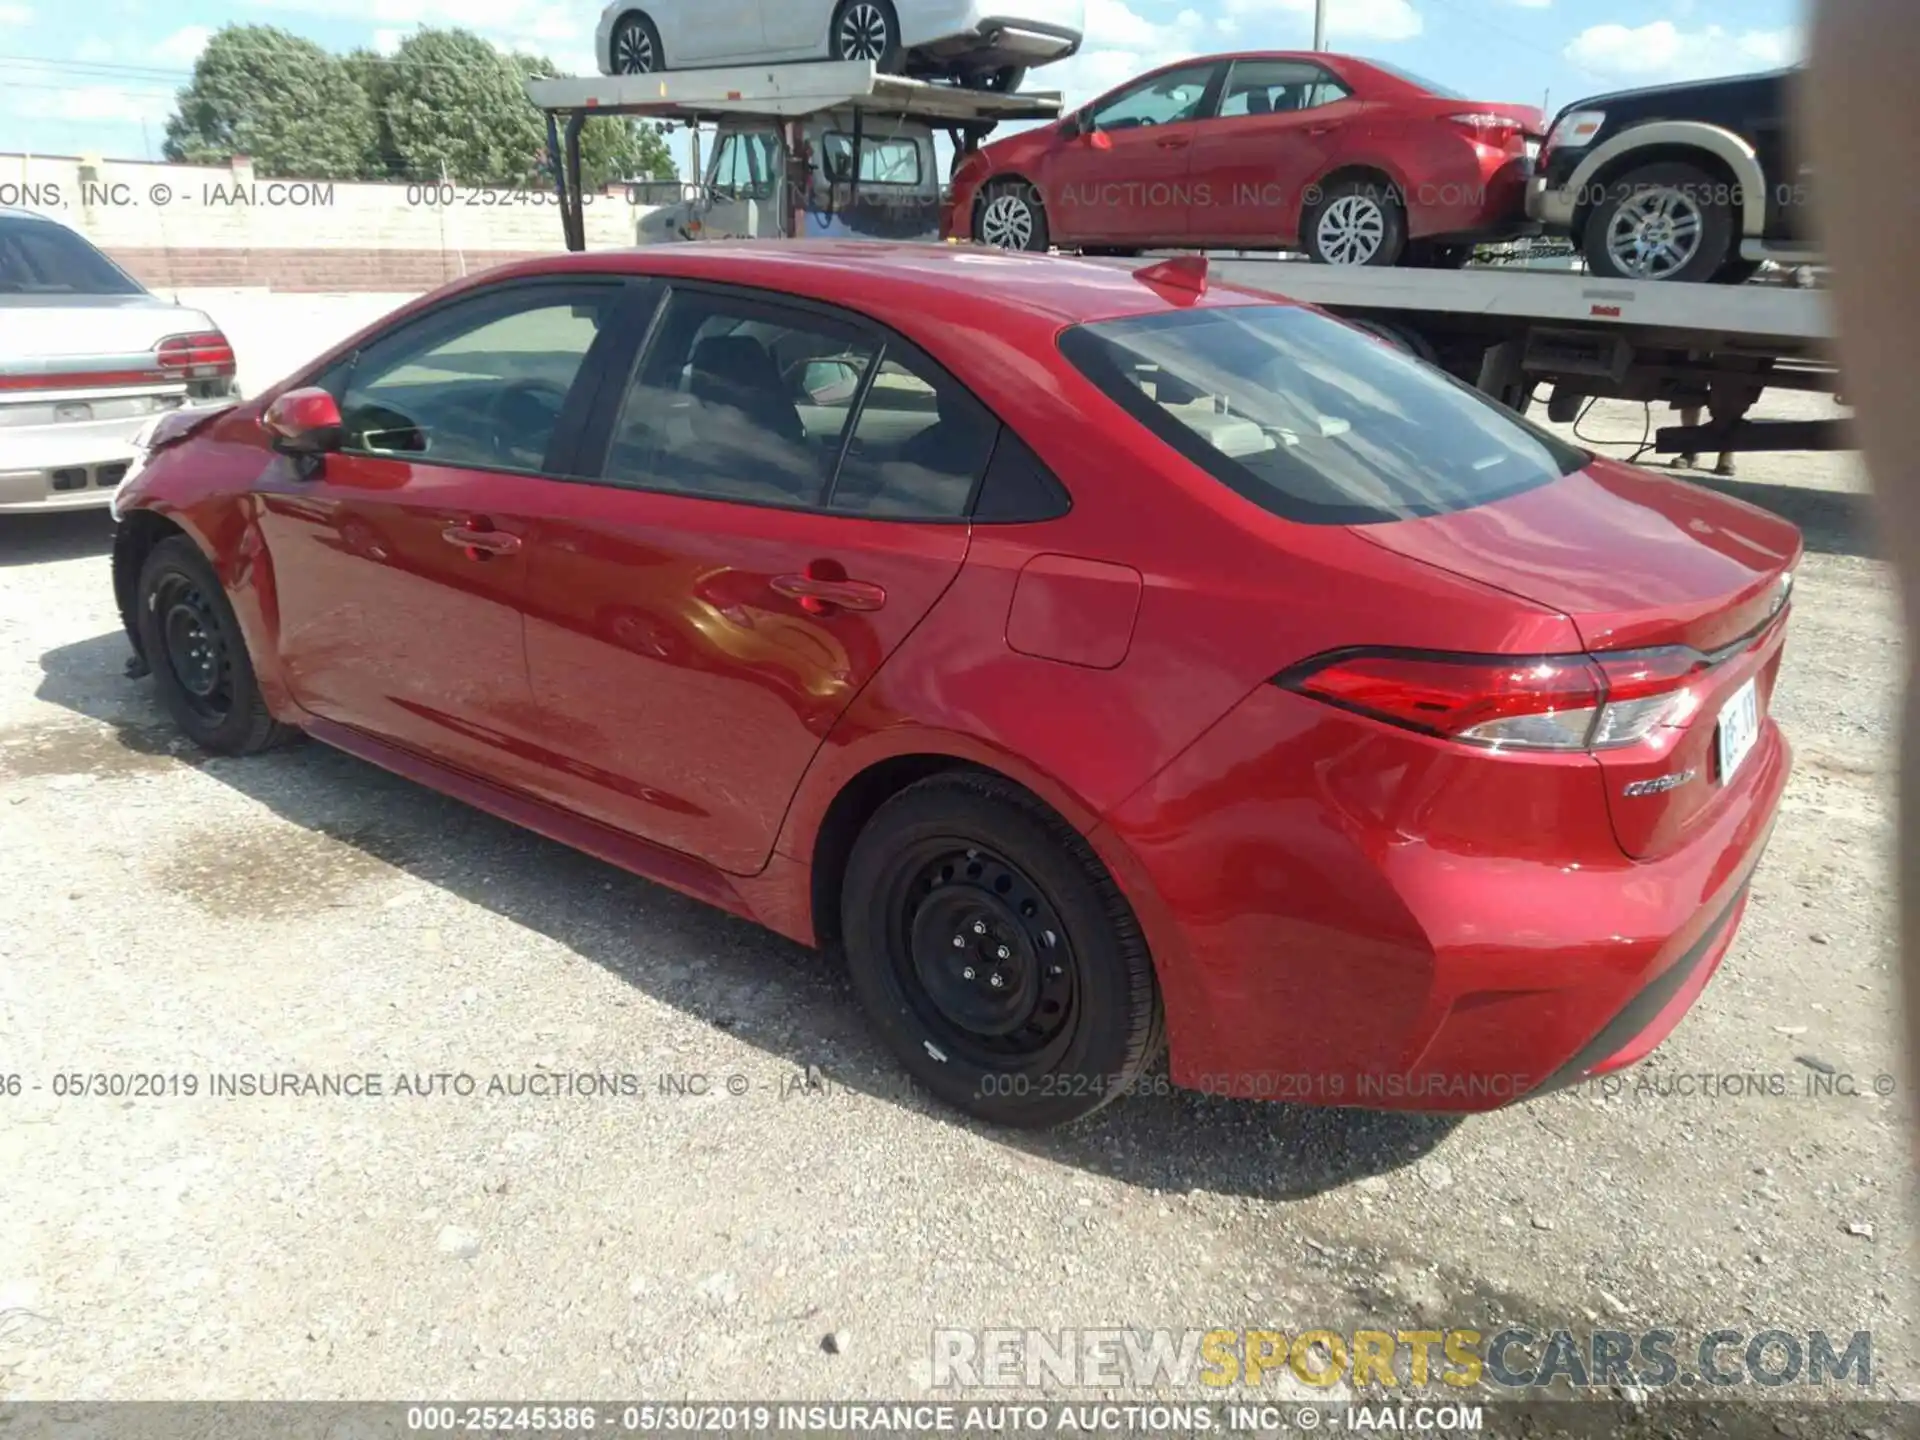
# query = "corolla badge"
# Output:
<box><xmin>1624</xmin><ymin>769</ymin><xmax>1699</xmax><ymax>798</ymax></box>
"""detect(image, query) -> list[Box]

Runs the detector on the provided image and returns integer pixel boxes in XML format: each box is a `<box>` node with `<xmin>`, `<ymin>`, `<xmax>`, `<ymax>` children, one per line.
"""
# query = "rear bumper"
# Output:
<box><xmin>1526</xmin><ymin>174</ymin><xmax>1579</xmax><ymax>231</ymax></box>
<box><xmin>0</xmin><ymin>415</ymin><xmax>142</xmax><ymax>512</ymax></box>
<box><xmin>1099</xmin><ymin>682</ymin><xmax>1792</xmax><ymax>1111</ymax></box>
<box><xmin>1405</xmin><ymin>149</ymin><xmax>1537</xmax><ymax>244</ymax></box>
<box><xmin>0</xmin><ymin>394</ymin><xmax>226</xmax><ymax>514</ymax></box>
<box><xmin>904</xmin><ymin>5</ymin><xmax>1084</xmax><ymax>66</ymax></box>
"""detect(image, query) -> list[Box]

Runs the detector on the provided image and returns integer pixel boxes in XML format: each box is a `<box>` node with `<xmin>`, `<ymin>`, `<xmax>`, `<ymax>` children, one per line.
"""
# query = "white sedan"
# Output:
<box><xmin>0</xmin><ymin>209</ymin><xmax>238</xmax><ymax>514</ymax></box>
<box><xmin>595</xmin><ymin>0</ymin><xmax>1083</xmax><ymax>91</ymax></box>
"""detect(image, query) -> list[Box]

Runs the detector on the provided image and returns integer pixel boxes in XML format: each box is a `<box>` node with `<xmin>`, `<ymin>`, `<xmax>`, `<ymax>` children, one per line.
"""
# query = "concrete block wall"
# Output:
<box><xmin>2</xmin><ymin>152</ymin><xmax>650</xmax><ymax>292</ymax></box>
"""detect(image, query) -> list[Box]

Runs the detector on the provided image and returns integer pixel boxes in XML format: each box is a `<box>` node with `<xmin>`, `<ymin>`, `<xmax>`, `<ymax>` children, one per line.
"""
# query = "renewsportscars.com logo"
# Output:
<box><xmin>929</xmin><ymin>1327</ymin><xmax>1873</xmax><ymax>1393</ymax></box>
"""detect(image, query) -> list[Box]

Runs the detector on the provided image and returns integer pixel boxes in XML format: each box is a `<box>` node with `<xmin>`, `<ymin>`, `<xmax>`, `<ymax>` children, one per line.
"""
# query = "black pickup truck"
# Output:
<box><xmin>1526</xmin><ymin>68</ymin><xmax>1818</xmax><ymax>283</ymax></box>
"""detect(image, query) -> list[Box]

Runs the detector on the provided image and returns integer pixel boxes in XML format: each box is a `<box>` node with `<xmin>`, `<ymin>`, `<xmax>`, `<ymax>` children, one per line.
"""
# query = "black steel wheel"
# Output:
<box><xmin>136</xmin><ymin>535</ymin><xmax>296</xmax><ymax>755</ymax></box>
<box><xmin>841</xmin><ymin>771</ymin><xmax>1163</xmax><ymax>1128</ymax></box>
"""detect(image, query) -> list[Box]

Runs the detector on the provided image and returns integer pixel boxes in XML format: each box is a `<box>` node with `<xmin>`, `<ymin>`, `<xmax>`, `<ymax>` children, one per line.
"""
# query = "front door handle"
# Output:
<box><xmin>1155</xmin><ymin>136</ymin><xmax>1191</xmax><ymax>149</ymax></box>
<box><xmin>442</xmin><ymin>523</ymin><xmax>522</xmax><ymax>559</ymax></box>
<box><xmin>1307</xmin><ymin>123</ymin><xmax>1339</xmax><ymax>137</ymax></box>
<box><xmin>770</xmin><ymin>573</ymin><xmax>887</xmax><ymax>614</ymax></box>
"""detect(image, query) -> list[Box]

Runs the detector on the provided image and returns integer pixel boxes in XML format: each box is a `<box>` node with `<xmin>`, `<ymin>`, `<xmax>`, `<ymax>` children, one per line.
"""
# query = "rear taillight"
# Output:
<box><xmin>1278</xmin><ymin>646</ymin><xmax>1711</xmax><ymax>754</ymax></box>
<box><xmin>1446</xmin><ymin>112</ymin><xmax>1528</xmax><ymax>150</ymax></box>
<box><xmin>155</xmin><ymin>331</ymin><xmax>236</xmax><ymax>379</ymax></box>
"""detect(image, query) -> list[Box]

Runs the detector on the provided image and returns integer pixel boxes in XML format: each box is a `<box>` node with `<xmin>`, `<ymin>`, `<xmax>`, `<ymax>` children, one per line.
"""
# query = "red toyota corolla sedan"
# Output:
<box><xmin>112</xmin><ymin>243</ymin><xmax>1796</xmax><ymax>1128</ymax></box>
<box><xmin>946</xmin><ymin>52</ymin><xmax>1544</xmax><ymax>266</ymax></box>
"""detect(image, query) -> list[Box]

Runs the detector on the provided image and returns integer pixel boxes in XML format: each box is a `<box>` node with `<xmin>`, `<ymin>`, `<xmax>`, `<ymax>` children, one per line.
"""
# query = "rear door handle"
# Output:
<box><xmin>1307</xmin><ymin>123</ymin><xmax>1339</xmax><ymax>137</ymax></box>
<box><xmin>1155</xmin><ymin>137</ymin><xmax>1191</xmax><ymax>149</ymax></box>
<box><xmin>770</xmin><ymin>574</ymin><xmax>887</xmax><ymax>613</ymax></box>
<box><xmin>442</xmin><ymin>523</ymin><xmax>522</xmax><ymax>558</ymax></box>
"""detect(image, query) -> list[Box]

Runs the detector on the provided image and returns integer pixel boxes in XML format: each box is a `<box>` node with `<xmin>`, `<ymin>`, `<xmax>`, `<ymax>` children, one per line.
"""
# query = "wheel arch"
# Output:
<box><xmin>116</xmin><ymin>498</ymin><xmax>298</xmax><ymax>724</ymax></box>
<box><xmin>829</xmin><ymin>0</ymin><xmax>902</xmax><ymax>61</ymax></box>
<box><xmin>606</xmin><ymin>8</ymin><xmax>659</xmax><ymax>70</ymax></box>
<box><xmin>1312</xmin><ymin>161</ymin><xmax>1411</xmax><ymax>208</ymax></box>
<box><xmin>1301</xmin><ymin>161</ymin><xmax>1409</xmax><ymax>241</ymax></box>
<box><xmin>112</xmin><ymin>508</ymin><xmax>193</xmax><ymax>666</ymax></box>
<box><xmin>789</xmin><ymin>734</ymin><xmax>1205</xmax><ymax>1086</ymax></box>
<box><xmin>784</xmin><ymin>731</ymin><xmax>1117</xmax><ymax>947</ymax></box>
<box><xmin>1565</xmin><ymin>124</ymin><xmax>1767</xmax><ymax>241</ymax></box>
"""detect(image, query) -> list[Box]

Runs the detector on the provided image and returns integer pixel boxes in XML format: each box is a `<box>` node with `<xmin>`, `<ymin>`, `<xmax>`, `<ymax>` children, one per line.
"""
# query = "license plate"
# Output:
<box><xmin>1717</xmin><ymin>677</ymin><xmax>1761</xmax><ymax>783</ymax></box>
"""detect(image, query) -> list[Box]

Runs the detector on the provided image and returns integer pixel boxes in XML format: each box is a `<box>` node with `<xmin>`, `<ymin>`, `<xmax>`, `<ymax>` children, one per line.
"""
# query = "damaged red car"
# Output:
<box><xmin>113</xmin><ymin>243</ymin><xmax>1795</xmax><ymax>1127</ymax></box>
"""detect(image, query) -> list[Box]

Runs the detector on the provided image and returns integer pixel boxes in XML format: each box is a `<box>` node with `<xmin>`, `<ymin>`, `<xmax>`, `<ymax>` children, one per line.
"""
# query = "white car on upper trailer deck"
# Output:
<box><xmin>596</xmin><ymin>0</ymin><xmax>1082</xmax><ymax>92</ymax></box>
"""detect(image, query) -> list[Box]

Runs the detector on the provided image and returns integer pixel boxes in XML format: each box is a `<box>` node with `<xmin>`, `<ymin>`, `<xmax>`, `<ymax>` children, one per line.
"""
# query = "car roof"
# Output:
<box><xmin>504</xmin><ymin>241</ymin><xmax>1284</xmax><ymax>328</ymax></box>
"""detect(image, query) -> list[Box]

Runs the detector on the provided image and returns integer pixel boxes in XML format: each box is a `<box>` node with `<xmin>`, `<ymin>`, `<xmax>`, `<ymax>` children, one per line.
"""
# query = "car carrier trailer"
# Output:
<box><xmin>525</xmin><ymin>60</ymin><xmax>1060</xmax><ymax>249</ymax></box>
<box><xmin>526</xmin><ymin>64</ymin><xmax>1841</xmax><ymax>460</ymax></box>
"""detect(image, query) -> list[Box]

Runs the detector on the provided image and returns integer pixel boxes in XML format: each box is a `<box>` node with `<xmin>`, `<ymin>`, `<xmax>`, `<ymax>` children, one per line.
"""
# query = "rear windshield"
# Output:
<box><xmin>1058</xmin><ymin>304</ymin><xmax>1586</xmax><ymax>525</ymax></box>
<box><xmin>1364</xmin><ymin>60</ymin><xmax>1467</xmax><ymax>98</ymax></box>
<box><xmin>0</xmin><ymin>215</ymin><xmax>145</xmax><ymax>296</ymax></box>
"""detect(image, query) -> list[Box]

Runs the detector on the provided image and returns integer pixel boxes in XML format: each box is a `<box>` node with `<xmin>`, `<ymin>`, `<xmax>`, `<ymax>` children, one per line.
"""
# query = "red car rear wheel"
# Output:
<box><xmin>840</xmin><ymin>771</ymin><xmax>1163</xmax><ymax>1127</ymax></box>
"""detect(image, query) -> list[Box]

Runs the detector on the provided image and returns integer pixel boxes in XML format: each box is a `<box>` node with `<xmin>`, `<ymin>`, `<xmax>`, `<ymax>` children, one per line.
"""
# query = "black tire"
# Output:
<box><xmin>136</xmin><ymin>535</ymin><xmax>296</xmax><ymax>756</ymax></box>
<box><xmin>1406</xmin><ymin>241</ymin><xmax>1473</xmax><ymax>270</ymax></box>
<box><xmin>608</xmin><ymin>11</ymin><xmax>663</xmax><ymax>74</ymax></box>
<box><xmin>1714</xmin><ymin>257</ymin><xmax>1764</xmax><ymax>285</ymax></box>
<box><xmin>1301</xmin><ymin>178</ymin><xmax>1407</xmax><ymax>266</ymax></box>
<box><xmin>841</xmin><ymin>772</ymin><xmax>1164</xmax><ymax>1128</ymax></box>
<box><xmin>964</xmin><ymin>64</ymin><xmax>1027</xmax><ymax>93</ymax></box>
<box><xmin>1350</xmin><ymin>319</ymin><xmax>1437</xmax><ymax>366</ymax></box>
<box><xmin>1580</xmin><ymin>160</ymin><xmax>1735</xmax><ymax>283</ymax></box>
<box><xmin>973</xmin><ymin>177</ymin><xmax>1048</xmax><ymax>251</ymax></box>
<box><xmin>829</xmin><ymin>0</ymin><xmax>902</xmax><ymax>71</ymax></box>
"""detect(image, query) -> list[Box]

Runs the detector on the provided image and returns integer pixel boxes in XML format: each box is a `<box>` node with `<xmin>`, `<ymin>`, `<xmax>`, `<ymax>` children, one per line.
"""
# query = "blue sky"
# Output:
<box><xmin>0</xmin><ymin>0</ymin><xmax>1806</xmax><ymax>164</ymax></box>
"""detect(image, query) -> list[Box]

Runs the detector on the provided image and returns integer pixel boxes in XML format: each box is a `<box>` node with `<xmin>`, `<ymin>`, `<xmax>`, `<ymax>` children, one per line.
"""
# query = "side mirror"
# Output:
<box><xmin>263</xmin><ymin>387</ymin><xmax>344</xmax><ymax>456</ymax></box>
<box><xmin>1059</xmin><ymin>111</ymin><xmax>1083</xmax><ymax>139</ymax></box>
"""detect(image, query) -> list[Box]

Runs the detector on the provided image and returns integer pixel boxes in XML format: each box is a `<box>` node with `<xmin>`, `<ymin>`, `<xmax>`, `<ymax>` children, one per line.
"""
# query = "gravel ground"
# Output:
<box><xmin>0</xmin><ymin>356</ymin><xmax>1912</xmax><ymax>1418</ymax></box>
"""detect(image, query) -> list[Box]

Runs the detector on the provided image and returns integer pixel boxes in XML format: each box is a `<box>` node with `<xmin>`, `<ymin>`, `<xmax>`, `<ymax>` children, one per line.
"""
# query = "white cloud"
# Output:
<box><xmin>251</xmin><ymin>0</ymin><xmax>591</xmax><ymax>68</ymax></box>
<box><xmin>0</xmin><ymin>3</ymin><xmax>31</xmax><ymax>25</ymax></box>
<box><xmin>155</xmin><ymin>25</ymin><xmax>212</xmax><ymax>66</ymax></box>
<box><xmin>1506</xmin><ymin>0</ymin><xmax>1551</xmax><ymax>9</ymax></box>
<box><xmin>1223</xmin><ymin>0</ymin><xmax>1423</xmax><ymax>44</ymax></box>
<box><xmin>1565</xmin><ymin>21</ymin><xmax>1801</xmax><ymax>81</ymax></box>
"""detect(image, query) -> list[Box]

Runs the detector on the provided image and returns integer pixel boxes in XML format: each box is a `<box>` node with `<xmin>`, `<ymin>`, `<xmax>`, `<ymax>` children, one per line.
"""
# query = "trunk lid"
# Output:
<box><xmin>1353</xmin><ymin>458</ymin><xmax>1801</xmax><ymax>858</ymax></box>
<box><xmin>1</xmin><ymin>293</ymin><xmax>219</xmax><ymax>366</ymax></box>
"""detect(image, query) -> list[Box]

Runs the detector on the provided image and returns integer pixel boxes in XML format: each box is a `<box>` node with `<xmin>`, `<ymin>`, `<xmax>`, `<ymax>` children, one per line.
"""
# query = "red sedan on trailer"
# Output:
<box><xmin>113</xmin><ymin>243</ymin><xmax>1795</xmax><ymax>1127</ymax></box>
<box><xmin>947</xmin><ymin>51</ymin><xmax>1544</xmax><ymax>266</ymax></box>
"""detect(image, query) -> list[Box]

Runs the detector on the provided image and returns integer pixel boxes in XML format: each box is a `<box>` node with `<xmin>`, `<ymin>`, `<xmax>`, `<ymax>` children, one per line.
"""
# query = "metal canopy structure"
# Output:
<box><xmin>526</xmin><ymin>61</ymin><xmax>1064</xmax><ymax>250</ymax></box>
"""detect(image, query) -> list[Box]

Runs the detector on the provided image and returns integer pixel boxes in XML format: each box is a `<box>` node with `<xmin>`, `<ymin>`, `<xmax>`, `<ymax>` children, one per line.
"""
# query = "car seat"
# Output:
<box><xmin>687</xmin><ymin>335</ymin><xmax>817</xmax><ymax>501</ymax></box>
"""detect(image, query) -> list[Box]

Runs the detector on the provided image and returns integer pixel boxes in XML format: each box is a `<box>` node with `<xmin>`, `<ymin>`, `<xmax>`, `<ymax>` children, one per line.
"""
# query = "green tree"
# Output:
<box><xmin>379</xmin><ymin>27</ymin><xmax>550</xmax><ymax>186</ymax></box>
<box><xmin>342</xmin><ymin>46</ymin><xmax>405</xmax><ymax>179</ymax></box>
<box><xmin>163</xmin><ymin>24</ymin><xmax>375</xmax><ymax>178</ymax></box>
<box><xmin>514</xmin><ymin>53</ymin><xmax>679</xmax><ymax>186</ymax></box>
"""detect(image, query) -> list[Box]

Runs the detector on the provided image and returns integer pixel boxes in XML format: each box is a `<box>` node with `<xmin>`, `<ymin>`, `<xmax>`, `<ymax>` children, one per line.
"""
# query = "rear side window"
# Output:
<box><xmin>829</xmin><ymin>354</ymin><xmax>997</xmax><ymax>519</ymax></box>
<box><xmin>1058</xmin><ymin>304</ymin><xmax>1586</xmax><ymax>525</ymax></box>
<box><xmin>0</xmin><ymin>216</ymin><xmax>144</xmax><ymax>296</ymax></box>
